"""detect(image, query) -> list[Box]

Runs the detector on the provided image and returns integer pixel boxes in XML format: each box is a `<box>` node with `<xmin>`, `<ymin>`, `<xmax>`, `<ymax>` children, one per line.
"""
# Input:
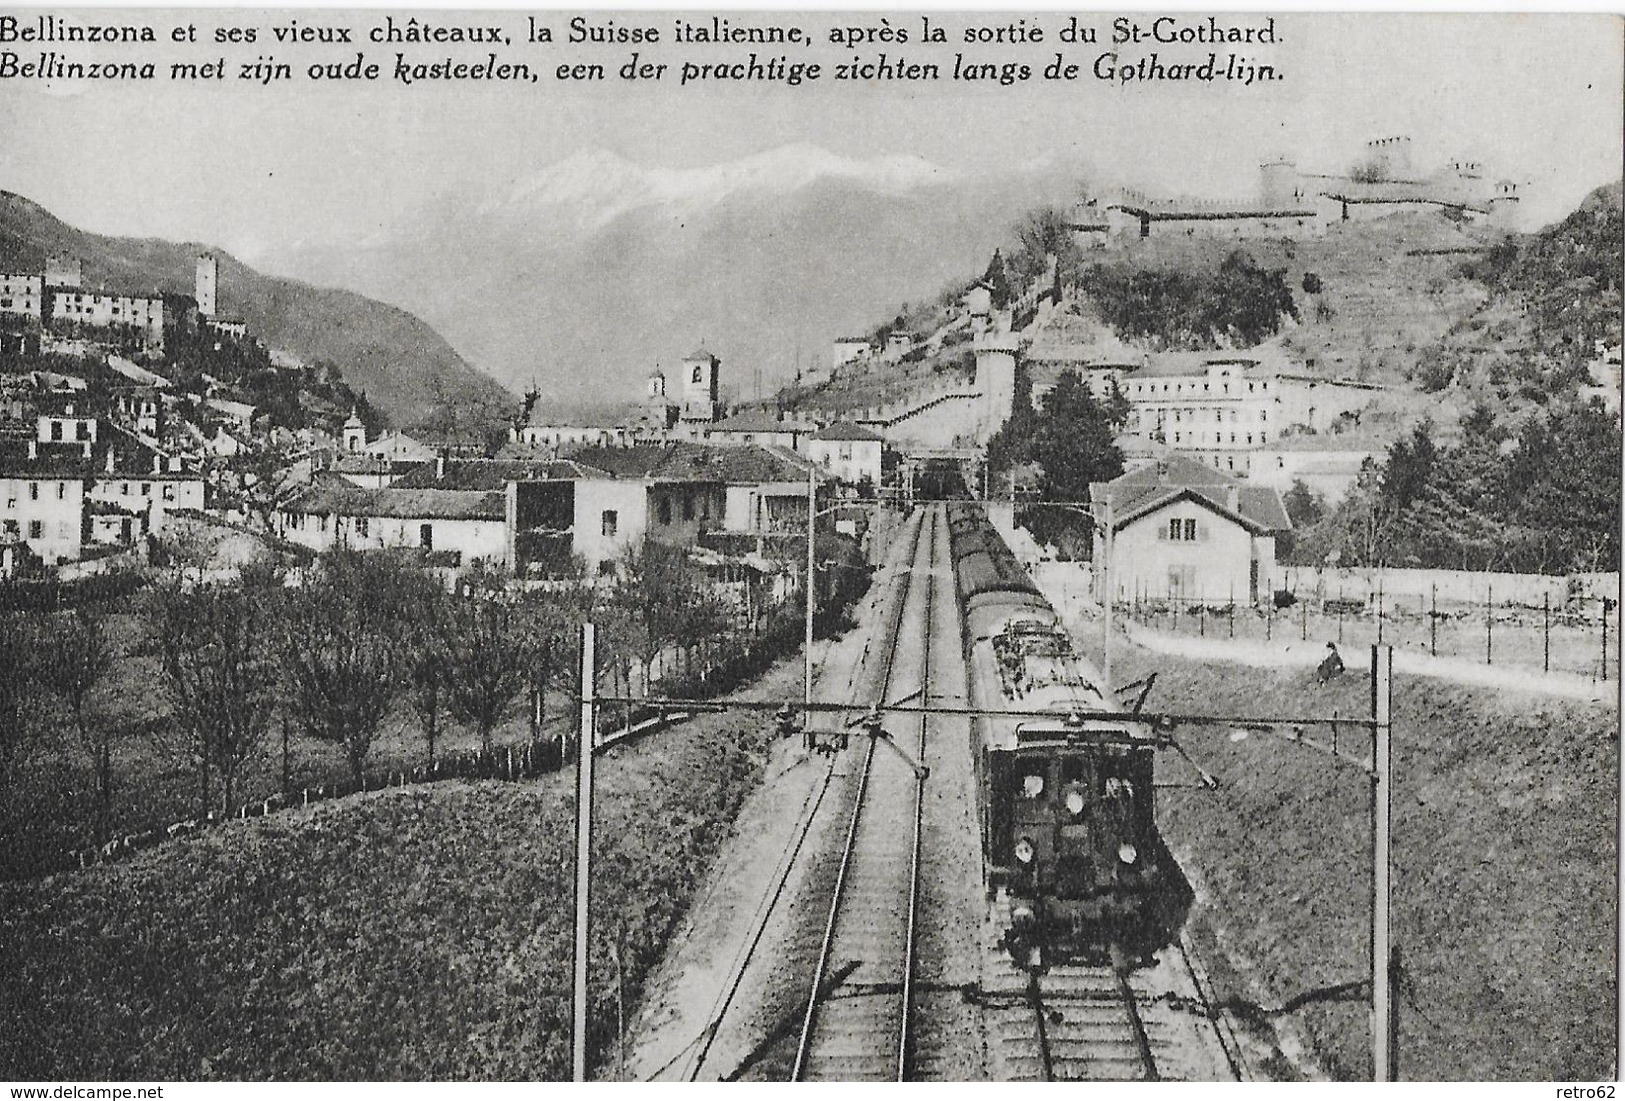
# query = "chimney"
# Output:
<box><xmin>1226</xmin><ymin>485</ymin><xmax>1240</xmax><ymax>512</ymax></box>
<box><xmin>27</xmin><ymin>440</ymin><xmax>36</xmax><ymax>460</ymax></box>
<box><xmin>436</xmin><ymin>453</ymin><xmax>446</xmax><ymax>480</ymax></box>
<box><xmin>152</xmin><ymin>453</ymin><xmax>161</xmax><ymax>474</ymax></box>
<box><xmin>105</xmin><ymin>449</ymin><xmax>115</xmax><ymax>474</ymax></box>
<box><xmin>82</xmin><ymin>440</ymin><xmax>91</xmax><ymax>459</ymax></box>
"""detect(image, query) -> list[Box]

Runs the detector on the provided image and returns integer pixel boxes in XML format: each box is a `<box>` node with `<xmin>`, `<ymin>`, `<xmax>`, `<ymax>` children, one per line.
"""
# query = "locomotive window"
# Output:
<box><xmin>1021</xmin><ymin>773</ymin><xmax>1045</xmax><ymax>799</ymax></box>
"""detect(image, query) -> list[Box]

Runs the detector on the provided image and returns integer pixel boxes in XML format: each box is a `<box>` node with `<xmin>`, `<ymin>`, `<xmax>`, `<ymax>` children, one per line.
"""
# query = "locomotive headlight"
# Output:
<box><xmin>1065</xmin><ymin>788</ymin><xmax>1086</xmax><ymax>816</ymax></box>
<box><xmin>1014</xmin><ymin>837</ymin><xmax>1036</xmax><ymax>864</ymax></box>
<box><xmin>1118</xmin><ymin>843</ymin><xmax>1139</xmax><ymax>865</ymax></box>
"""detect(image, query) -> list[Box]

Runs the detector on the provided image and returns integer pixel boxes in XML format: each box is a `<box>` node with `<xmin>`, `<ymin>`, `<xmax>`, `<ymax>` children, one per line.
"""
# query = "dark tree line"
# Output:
<box><xmin>1290</xmin><ymin>402</ymin><xmax>1621</xmax><ymax>574</ymax></box>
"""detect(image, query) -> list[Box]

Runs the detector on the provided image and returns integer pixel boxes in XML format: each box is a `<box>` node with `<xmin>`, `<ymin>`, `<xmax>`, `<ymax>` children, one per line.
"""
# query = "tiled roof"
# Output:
<box><xmin>393</xmin><ymin>459</ymin><xmax>601</xmax><ymax>490</ymax></box>
<box><xmin>0</xmin><ymin>424</ymin><xmax>199</xmax><ymax>481</ymax></box>
<box><xmin>286</xmin><ymin>483</ymin><xmax>506</xmax><ymax>521</ymax></box>
<box><xmin>811</xmin><ymin>421</ymin><xmax>884</xmax><ymax>442</ymax></box>
<box><xmin>569</xmin><ymin>442</ymin><xmax>825</xmax><ymax>485</ymax></box>
<box><xmin>708</xmin><ymin>411</ymin><xmax>815</xmax><ymax>434</ymax></box>
<box><xmin>1093</xmin><ymin>455</ymin><xmax>1290</xmax><ymax>533</ymax></box>
<box><xmin>330</xmin><ymin>455</ymin><xmax>428</xmax><ymax>476</ymax></box>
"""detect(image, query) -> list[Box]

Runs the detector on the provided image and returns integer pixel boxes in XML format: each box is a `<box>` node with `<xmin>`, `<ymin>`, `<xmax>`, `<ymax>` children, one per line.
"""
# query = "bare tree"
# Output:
<box><xmin>403</xmin><ymin>584</ymin><xmax>452</xmax><ymax>768</ymax></box>
<box><xmin>444</xmin><ymin>575</ymin><xmax>531</xmax><ymax>754</ymax></box>
<box><xmin>282</xmin><ymin>550</ymin><xmax>416</xmax><ymax>788</ymax></box>
<box><xmin>517</xmin><ymin>568</ymin><xmax>597</xmax><ymax>742</ymax></box>
<box><xmin>149</xmin><ymin>580</ymin><xmax>280</xmax><ymax>814</ymax></box>
<box><xmin>610</xmin><ymin>539</ymin><xmax>712</xmax><ymax>694</ymax></box>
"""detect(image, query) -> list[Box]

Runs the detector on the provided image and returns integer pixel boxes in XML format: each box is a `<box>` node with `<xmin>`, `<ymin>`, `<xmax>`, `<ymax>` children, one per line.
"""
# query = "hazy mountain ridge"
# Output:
<box><xmin>0</xmin><ymin>191</ymin><xmax>514</xmax><ymax>431</ymax></box>
<box><xmin>268</xmin><ymin>145</ymin><xmax>1088</xmax><ymax>407</ymax></box>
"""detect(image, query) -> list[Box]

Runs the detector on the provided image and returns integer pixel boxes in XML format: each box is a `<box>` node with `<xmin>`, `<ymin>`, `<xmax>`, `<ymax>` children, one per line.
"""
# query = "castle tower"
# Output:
<box><xmin>1490</xmin><ymin>180</ymin><xmax>1521</xmax><ymax>231</ymax></box>
<box><xmin>680</xmin><ymin>346</ymin><xmax>721</xmax><ymax>423</ymax></box>
<box><xmin>45</xmin><ymin>255</ymin><xmax>82</xmax><ymax>289</ymax></box>
<box><xmin>972</xmin><ymin>335</ymin><xmax>1019</xmax><ymax>446</ymax></box>
<box><xmin>647</xmin><ymin>368</ymin><xmax>667</xmax><ymax>399</ymax></box>
<box><xmin>195</xmin><ymin>254</ymin><xmax>218</xmax><ymax>318</ymax></box>
<box><xmin>342</xmin><ymin>408</ymin><xmax>366</xmax><ymax>453</ymax></box>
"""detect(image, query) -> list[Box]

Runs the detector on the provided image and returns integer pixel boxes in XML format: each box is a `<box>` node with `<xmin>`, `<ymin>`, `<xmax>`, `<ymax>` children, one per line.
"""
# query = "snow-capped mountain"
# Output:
<box><xmin>265</xmin><ymin>143</ymin><xmax>1087</xmax><ymax>405</ymax></box>
<box><xmin>498</xmin><ymin>144</ymin><xmax>961</xmax><ymax>230</ymax></box>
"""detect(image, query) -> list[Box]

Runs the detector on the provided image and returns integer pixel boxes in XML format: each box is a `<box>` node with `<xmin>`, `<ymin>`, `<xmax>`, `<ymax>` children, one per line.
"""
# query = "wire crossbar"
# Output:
<box><xmin>584</xmin><ymin>692</ymin><xmax>1381</xmax><ymax>731</ymax></box>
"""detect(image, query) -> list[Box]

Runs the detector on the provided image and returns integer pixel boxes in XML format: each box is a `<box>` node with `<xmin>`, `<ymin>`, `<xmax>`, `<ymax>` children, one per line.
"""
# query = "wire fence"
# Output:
<box><xmin>1123</xmin><ymin>589</ymin><xmax>1620</xmax><ymax>682</ymax></box>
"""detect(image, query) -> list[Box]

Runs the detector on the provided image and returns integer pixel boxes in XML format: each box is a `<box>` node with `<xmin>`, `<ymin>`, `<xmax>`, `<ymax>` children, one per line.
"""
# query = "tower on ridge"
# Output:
<box><xmin>196</xmin><ymin>254</ymin><xmax>218</xmax><ymax>318</ymax></box>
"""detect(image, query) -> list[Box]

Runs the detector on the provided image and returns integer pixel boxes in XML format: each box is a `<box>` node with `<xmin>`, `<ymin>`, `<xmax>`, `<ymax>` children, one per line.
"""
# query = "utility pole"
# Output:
<box><xmin>1102</xmin><ymin>493</ymin><xmax>1114</xmax><ymax>693</ymax></box>
<box><xmin>572</xmin><ymin>623</ymin><xmax>596</xmax><ymax>1083</ymax></box>
<box><xmin>805</xmin><ymin>465</ymin><xmax>817</xmax><ymax>709</ymax></box>
<box><xmin>1370</xmin><ymin>643</ymin><xmax>1395</xmax><ymax>1082</ymax></box>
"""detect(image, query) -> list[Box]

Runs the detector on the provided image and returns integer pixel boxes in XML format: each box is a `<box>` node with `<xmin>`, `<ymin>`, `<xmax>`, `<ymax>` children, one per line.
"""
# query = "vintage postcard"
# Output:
<box><xmin>0</xmin><ymin>9</ymin><xmax>1618</xmax><ymax>1088</ymax></box>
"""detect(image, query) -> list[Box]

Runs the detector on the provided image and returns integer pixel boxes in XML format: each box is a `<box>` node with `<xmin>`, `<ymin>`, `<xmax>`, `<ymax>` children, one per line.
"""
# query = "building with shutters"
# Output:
<box><xmin>1090</xmin><ymin>455</ymin><xmax>1291</xmax><ymax>606</ymax></box>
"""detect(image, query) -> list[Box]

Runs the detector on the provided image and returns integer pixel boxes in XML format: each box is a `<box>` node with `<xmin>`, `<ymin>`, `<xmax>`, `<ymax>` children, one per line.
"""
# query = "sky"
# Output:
<box><xmin>0</xmin><ymin>11</ymin><xmax>1619</xmax><ymax>268</ymax></box>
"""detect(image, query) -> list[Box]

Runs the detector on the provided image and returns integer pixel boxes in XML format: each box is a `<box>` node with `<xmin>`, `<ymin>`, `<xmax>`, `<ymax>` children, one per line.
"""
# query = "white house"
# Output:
<box><xmin>0</xmin><ymin>458</ymin><xmax>87</xmax><ymax>565</ymax></box>
<box><xmin>0</xmin><ymin>418</ymin><xmax>203</xmax><ymax>566</ymax></box>
<box><xmin>276</xmin><ymin>476</ymin><xmax>509</xmax><ymax>567</ymax></box>
<box><xmin>807</xmin><ymin>422</ymin><xmax>884</xmax><ymax>489</ymax></box>
<box><xmin>1091</xmin><ymin>455</ymin><xmax>1290</xmax><ymax>606</ymax></box>
<box><xmin>363</xmin><ymin>430</ymin><xmax>437</xmax><ymax>462</ymax></box>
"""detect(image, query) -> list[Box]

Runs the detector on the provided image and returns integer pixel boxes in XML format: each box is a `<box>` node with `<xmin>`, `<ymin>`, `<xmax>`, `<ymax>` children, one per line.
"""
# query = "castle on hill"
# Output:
<box><xmin>1071</xmin><ymin>134</ymin><xmax>1522</xmax><ymax>245</ymax></box>
<box><xmin>0</xmin><ymin>252</ymin><xmax>246</xmax><ymax>355</ymax></box>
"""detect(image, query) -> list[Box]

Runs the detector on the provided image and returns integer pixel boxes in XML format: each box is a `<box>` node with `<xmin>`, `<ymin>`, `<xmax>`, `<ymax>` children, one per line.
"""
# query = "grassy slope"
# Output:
<box><xmin>1113</xmin><ymin>645</ymin><xmax>1616</xmax><ymax>1080</ymax></box>
<box><xmin>0</xmin><ymin>704</ymin><xmax>776</xmax><ymax>1079</ymax></box>
<box><xmin>0</xmin><ymin>191</ymin><xmax>513</xmax><ymax>430</ymax></box>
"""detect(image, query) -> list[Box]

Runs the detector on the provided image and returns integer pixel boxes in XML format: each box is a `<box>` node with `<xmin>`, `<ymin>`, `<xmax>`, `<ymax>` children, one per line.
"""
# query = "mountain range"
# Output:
<box><xmin>0</xmin><ymin>190</ymin><xmax>514</xmax><ymax>431</ymax></box>
<box><xmin>264</xmin><ymin>145</ymin><xmax>1089</xmax><ymax>410</ymax></box>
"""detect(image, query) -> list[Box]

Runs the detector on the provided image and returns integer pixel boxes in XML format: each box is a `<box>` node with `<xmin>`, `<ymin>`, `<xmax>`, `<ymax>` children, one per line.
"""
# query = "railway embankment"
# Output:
<box><xmin>616</xmin><ymin>539</ymin><xmax>911</xmax><ymax>1081</ymax></box>
<box><xmin>1028</xmin><ymin>564</ymin><xmax>1616</xmax><ymax>1080</ymax></box>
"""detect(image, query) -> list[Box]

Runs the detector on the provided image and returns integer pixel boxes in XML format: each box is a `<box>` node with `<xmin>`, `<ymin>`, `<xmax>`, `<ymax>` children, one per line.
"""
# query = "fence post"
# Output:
<box><xmin>1543</xmin><ymin>591</ymin><xmax>1550</xmax><ymax>674</ymax></box>
<box><xmin>1485</xmin><ymin>585</ymin><xmax>1493</xmax><ymax>666</ymax></box>
<box><xmin>1376</xmin><ymin>582</ymin><xmax>1384</xmax><ymax>647</ymax></box>
<box><xmin>1430</xmin><ymin>584</ymin><xmax>1437</xmax><ymax>657</ymax></box>
<box><xmin>1301</xmin><ymin>598</ymin><xmax>1308</xmax><ymax>642</ymax></box>
<box><xmin>1604</xmin><ymin>597</ymin><xmax>1612</xmax><ymax>682</ymax></box>
<box><xmin>1228</xmin><ymin>594</ymin><xmax>1234</xmax><ymax>639</ymax></box>
<box><xmin>1267</xmin><ymin>595</ymin><xmax>1273</xmax><ymax>642</ymax></box>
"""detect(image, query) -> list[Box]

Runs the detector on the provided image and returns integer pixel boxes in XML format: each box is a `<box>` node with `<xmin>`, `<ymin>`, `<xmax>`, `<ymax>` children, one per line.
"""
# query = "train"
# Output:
<box><xmin>946</xmin><ymin>501</ymin><xmax>1193</xmax><ymax>972</ymax></box>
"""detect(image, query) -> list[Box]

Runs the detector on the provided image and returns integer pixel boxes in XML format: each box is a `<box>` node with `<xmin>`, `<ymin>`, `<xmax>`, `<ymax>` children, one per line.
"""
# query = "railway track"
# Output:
<box><xmin>792</xmin><ymin>505</ymin><xmax>941</xmax><ymax>1081</ymax></box>
<box><xmin>675</xmin><ymin>508</ymin><xmax>928</xmax><ymax>1082</ymax></box>
<box><xmin>981</xmin><ymin>905</ymin><xmax>1244</xmax><ymax>1082</ymax></box>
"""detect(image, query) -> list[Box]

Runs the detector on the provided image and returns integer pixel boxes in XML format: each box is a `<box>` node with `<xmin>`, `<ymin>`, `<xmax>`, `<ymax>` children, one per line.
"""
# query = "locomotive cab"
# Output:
<box><xmin>986</xmin><ymin>722</ymin><xmax>1192</xmax><ymax>969</ymax></box>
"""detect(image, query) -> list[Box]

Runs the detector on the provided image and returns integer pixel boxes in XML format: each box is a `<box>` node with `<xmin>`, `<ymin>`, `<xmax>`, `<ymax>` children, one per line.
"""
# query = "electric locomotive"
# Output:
<box><xmin>948</xmin><ymin>502</ymin><xmax>1192</xmax><ymax>970</ymax></box>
